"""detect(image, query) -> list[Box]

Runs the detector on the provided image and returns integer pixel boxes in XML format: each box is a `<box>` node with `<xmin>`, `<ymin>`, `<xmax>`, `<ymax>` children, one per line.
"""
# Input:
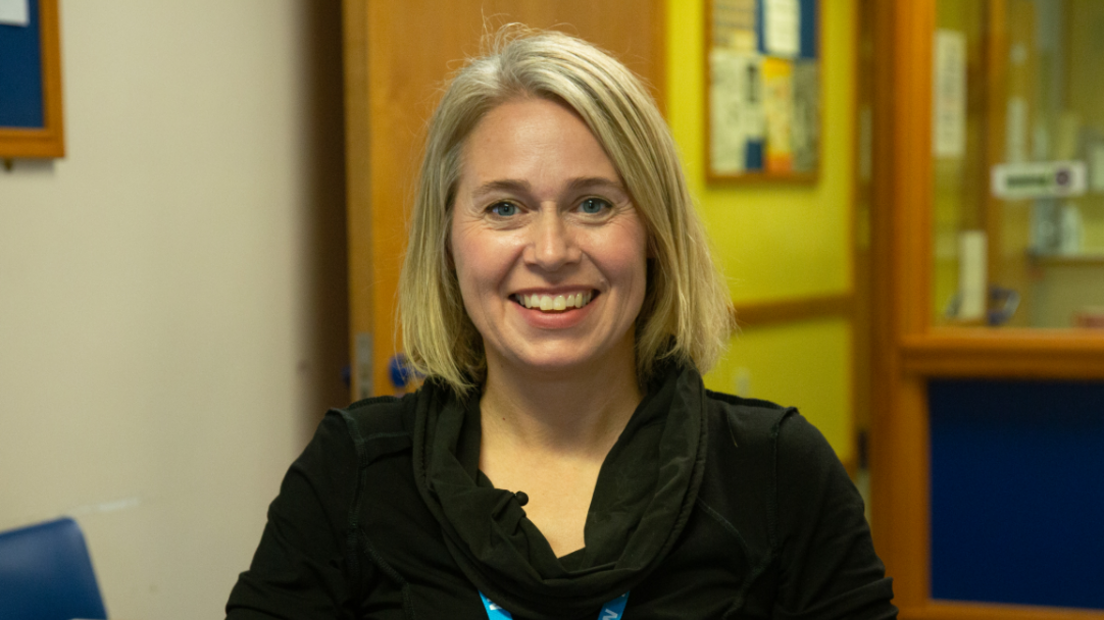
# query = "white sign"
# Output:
<box><xmin>933</xmin><ymin>30</ymin><xmax>967</xmax><ymax>159</ymax></box>
<box><xmin>0</xmin><ymin>0</ymin><xmax>29</xmax><ymax>26</ymax></box>
<box><xmin>991</xmin><ymin>160</ymin><xmax>1087</xmax><ymax>200</ymax></box>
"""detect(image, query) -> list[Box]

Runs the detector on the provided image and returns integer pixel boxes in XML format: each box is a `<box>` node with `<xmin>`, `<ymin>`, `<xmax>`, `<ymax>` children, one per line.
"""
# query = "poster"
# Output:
<box><xmin>792</xmin><ymin>59</ymin><xmax>818</xmax><ymax>173</ymax></box>
<box><xmin>763</xmin><ymin>57</ymin><xmax>793</xmax><ymax>173</ymax></box>
<box><xmin>765</xmin><ymin>0</ymin><xmax>799</xmax><ymax>57</ymax></box>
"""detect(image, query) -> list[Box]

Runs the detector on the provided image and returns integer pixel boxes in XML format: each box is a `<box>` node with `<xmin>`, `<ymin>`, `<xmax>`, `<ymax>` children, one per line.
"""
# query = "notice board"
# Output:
<box><xmin>707</xmin><ymin>0</ymin><xmax>818</xmax><ymax>182</ymax></box>
<box><xmin>0</xmin><ymin>0</ymin><xmax>64</xmax><ymax>158</ymax></box>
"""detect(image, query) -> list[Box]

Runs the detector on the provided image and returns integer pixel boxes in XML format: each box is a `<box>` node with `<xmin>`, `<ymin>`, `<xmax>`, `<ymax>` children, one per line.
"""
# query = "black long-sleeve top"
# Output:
<box><xmin>226</xmin><ymin>364</ymin><xmax>896</xmax><ymax>619</ymax></box>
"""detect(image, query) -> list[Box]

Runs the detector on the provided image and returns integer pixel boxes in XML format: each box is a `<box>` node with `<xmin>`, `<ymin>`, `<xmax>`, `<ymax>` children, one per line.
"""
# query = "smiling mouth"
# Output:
<box><xmin>513</xmin><ymin>291</ymin><xmax>595</xmax><ymax>312</ymax></box>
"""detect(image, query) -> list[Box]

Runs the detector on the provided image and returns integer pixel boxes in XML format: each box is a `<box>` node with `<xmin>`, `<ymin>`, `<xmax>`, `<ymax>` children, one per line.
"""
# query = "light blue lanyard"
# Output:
<box><xmin>479</xmin><ymin>590</ymin><xmax>629</xmax><ymax>619</ymax></box>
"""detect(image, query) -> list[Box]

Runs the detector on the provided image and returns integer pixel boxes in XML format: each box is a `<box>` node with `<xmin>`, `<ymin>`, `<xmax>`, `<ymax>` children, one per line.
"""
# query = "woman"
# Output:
<box><xmin>227</xmin><ymin>27</ymin><xmax>896</xmax><ymax>620</ymax></box>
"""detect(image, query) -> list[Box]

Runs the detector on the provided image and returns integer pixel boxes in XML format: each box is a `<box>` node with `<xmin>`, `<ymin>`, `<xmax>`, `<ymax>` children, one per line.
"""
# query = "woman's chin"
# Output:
<box><xmin>487</xmin><ymin>336</ymin><xmax>636</xmax><ymax>382</ymax></box>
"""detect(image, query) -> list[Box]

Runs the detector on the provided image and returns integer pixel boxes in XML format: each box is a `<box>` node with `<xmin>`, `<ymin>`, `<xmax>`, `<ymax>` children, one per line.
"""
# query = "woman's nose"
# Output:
<box><xmin>525</xmin><ymin>209</ymin><xmax>578</xmax><ymax>270</ymax></box>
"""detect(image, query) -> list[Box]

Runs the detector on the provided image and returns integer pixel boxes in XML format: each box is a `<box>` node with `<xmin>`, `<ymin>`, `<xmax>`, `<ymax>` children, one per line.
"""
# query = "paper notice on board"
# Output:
<box><xmin>711</xmin><ymin>50</ymin><xmax>765</xmax><ymax>174</ymax></box>
<box><xmin>763</xmin><ymin>57</ymin><xmax>794</xmax><ymax>173</ymax></box>
<box><xmin>712</xmin><ymin>0</ymin><xmax>758</xmax><ymax>52</ymax></box>
<box><xmin>933</xmin><ymin>29</ymin><xmax>967</xmax><ymax>159</ymax></box>
<box><xmin>0</xmin><ymin>0</ymin><xmax>30</xmax><ymax>26</ymax></box>
<box><xmin>791</xmin><ymin>60</ymin><xmax>818</xmax><ymax>173</ymax></box>
<box><xmin>765</xmin><ymin>0</ymin><xmax>800</xmax><ymax>57</ymax></box>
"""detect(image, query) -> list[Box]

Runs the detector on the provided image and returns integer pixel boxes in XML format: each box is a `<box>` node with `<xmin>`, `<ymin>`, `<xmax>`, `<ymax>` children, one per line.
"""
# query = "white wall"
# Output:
<box><xmin>0</xmin><ymin>2</ymin><xmax>348</xmax><ymax>618</ymax></box>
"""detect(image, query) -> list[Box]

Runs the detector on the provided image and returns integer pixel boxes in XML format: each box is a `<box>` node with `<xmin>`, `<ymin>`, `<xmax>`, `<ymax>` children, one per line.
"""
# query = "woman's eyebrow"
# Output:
<box><xmin>468</xmin><ymin>176</ymin><xmax>627</xmax><ymax>200</ymax></box>
<box><xmin>470</xmin><ymin>179</ymin><xmax>531</xmax><ymax>198</ymax></box>
<box><xmin>566</xmin><ymin>177</ymin><xmax>627</xmax><ymax>193</ymax></box>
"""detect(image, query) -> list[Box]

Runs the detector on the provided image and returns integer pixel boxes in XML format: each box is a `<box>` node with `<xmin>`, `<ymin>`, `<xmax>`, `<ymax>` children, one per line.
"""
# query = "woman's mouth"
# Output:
<box><xmin>513</xmin><ymin>291</ymin><xmax>595</xmax><ymax>312</ymax></box>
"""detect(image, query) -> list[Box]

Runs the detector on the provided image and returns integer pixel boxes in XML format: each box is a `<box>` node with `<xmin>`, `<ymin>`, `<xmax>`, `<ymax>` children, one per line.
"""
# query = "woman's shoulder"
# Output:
<box><xmin>341</xmin><ymin>392</ymin><xmax>418</xmax><ymax>433</ymax></box>
<box><xmin>699</xmin><ymin>389</ymin><xmax>841</xmax><ymax>478</ymax></box>
<box><xmin>702</xmin><ymin>388</ymin><xmax>795</xmax><ymax>448</ymax></box>
<box><xmin>319</xmin><ymin>392</ymin><xmax>420</xmax><ymax>465</ymax></box>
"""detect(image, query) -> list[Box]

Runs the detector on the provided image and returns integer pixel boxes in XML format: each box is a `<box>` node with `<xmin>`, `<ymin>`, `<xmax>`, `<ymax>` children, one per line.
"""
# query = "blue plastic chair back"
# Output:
<box><xmin>0</xmin><ymin>517</ymin><xmax>108</xmax><ymax>620</ymax></box>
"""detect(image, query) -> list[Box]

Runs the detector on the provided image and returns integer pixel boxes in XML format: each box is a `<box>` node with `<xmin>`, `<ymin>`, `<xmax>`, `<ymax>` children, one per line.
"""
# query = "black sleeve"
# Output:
<box><xmin>226</xmin><ymin>411</ymin><xmax>362</xmax><ymax>620</ymax></box>
<box><xmin>772</xmin><ymin>411</ymin><xmax>897</xmax><ymax>620</ymax></box>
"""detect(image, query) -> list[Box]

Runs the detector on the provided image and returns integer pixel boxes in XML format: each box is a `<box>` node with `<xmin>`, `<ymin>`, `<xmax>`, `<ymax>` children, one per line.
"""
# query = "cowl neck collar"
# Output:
<box><xmin>412</xmin><ymin>363</ymin><xmax>708</xmax><ymax>619</ymax></box>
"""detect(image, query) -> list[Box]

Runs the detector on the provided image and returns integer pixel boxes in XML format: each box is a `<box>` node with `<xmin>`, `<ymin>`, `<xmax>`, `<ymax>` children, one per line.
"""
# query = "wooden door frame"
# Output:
<box><xmin>869</xmin><ymin>2</ymin><xmax>935</xmax><ymax>611</ymax></box>
<box><xmin>868</xmin><ymin>2</ymin><xmax>1104</xmax><ymax>619</ymax></box>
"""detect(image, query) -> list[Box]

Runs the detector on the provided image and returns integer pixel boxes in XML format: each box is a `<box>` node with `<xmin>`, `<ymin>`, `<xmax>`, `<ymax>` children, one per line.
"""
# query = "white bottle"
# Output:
<box><xmin>1058</xmin><ymin>202</ymin><xmax>1083</xmax><ymax>255</ymax></box>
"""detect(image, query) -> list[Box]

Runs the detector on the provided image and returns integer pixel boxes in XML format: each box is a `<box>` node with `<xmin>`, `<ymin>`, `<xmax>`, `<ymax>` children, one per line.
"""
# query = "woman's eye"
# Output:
<box><xmin>490</xmin><ymin>202</ymin><xmax>518</xmax><ymax>217</ymax></box>
<box><xmin>579</xmin><ymin>198</ymin><xmax>610</xmax><ymax>214</ymax></box>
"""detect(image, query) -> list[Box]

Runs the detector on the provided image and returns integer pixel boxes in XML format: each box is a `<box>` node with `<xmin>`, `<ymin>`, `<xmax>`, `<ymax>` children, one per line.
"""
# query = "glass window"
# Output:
<box><xmin>934</xmin><ymin>0</ymin><xmax>1104</xmax><ymax>329</ymax></box>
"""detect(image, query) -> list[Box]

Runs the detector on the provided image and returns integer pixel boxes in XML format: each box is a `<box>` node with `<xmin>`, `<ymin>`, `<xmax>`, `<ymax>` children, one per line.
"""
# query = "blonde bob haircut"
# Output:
<box><xmin>399</xmin><ymin>26</ymin><xmax>733</xmax><ymax>394</ymax></box>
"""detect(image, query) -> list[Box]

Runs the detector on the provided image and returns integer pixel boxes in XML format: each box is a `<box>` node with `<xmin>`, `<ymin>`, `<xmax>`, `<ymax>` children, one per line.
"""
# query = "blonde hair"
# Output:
<box><xmin>399</xmin><ymin>26</ymin><xmax>733</xmax><ymax>394</ymax></box>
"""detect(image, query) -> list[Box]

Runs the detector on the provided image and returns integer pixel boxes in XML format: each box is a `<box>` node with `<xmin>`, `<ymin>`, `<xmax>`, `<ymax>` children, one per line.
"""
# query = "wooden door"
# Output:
<box><xmin>342</xmin><ymin>0</ymin><xmax>666</xmax><ymax>398</ymax></box>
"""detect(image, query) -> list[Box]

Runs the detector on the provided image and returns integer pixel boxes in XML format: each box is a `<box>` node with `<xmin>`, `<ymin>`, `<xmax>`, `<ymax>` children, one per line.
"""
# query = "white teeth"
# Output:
<box><xmin>519</xmin><ymin>292</ymin><xmax>594</xmax><ymax>312</ymax></box>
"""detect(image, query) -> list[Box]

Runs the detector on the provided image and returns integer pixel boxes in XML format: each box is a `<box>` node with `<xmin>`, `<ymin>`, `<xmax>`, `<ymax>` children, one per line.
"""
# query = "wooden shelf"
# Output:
<box><xmin>901</xmin><ymin>328</ymin><xmax>1104</xmax><ymax>378</ymax></box>
<box><xmin>902</xmin><ymin>601</ymin><xmax>1104</xmax><ymax>620</ymax></box>
<box><xmin>1028</xmin><ymin>252</ymin><xmax>1104</xmax><ymax>267</ymax></box>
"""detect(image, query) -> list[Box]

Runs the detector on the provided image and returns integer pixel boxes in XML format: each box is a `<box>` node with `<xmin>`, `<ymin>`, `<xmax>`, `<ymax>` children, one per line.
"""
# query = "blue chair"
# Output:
<box><xmin>0</xmin><ymin>517</ymin><xmax>108</xmax><ymax>620</ymax></box>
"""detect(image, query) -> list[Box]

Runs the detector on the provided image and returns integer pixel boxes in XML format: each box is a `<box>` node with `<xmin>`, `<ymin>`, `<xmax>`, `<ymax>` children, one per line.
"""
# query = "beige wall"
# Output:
<box><xmin>0</xmin><ymin>2</ymin><xmax>347</xmax><ymax>618</ymax></box>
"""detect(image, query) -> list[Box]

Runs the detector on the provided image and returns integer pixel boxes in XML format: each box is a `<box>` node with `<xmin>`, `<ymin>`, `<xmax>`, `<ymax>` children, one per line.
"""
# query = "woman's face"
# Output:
<box><xmin>449</xmin><ymin>98</ymin><xmax>648</xmax><ymax>378</ymax></box>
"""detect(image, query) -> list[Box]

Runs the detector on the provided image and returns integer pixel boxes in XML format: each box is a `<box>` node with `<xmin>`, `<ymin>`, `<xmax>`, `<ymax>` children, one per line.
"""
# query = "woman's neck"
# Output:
<box><xmin>478</xmin><ymin>355</ymin><xmax>643</xmax><ymax>459</ymax></box>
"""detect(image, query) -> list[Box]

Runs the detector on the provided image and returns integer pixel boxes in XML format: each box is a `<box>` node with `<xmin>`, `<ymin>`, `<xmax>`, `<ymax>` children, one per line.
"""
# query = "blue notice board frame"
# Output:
<box><xmin>0</xmin><ymin>0</ymin><xmax>64</xmax><ymax>158</ymax></box>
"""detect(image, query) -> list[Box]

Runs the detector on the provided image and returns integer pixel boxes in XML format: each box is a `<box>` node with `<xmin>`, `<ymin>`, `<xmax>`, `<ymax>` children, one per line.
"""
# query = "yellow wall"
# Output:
<box><xmin>666</xmin><ymin>0</ymin><xmax>857</xmax><ymax>461</ymax></box>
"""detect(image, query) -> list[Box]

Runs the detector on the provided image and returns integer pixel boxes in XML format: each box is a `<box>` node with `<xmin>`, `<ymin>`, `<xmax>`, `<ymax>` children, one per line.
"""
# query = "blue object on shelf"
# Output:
<box><xmin>942</xmin><ymin>285</ymin><xmax>1021</xmax><ymax>326</ymax></box>
<box><xmin>0</xmin><ymin>517</ymin><xmax>108</xmax><ymax>620</ymax></box>
<box><xmin>985</xmin><ymin>286</ymin><xmax>1019</xmax><ymax>326</ymax></box>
